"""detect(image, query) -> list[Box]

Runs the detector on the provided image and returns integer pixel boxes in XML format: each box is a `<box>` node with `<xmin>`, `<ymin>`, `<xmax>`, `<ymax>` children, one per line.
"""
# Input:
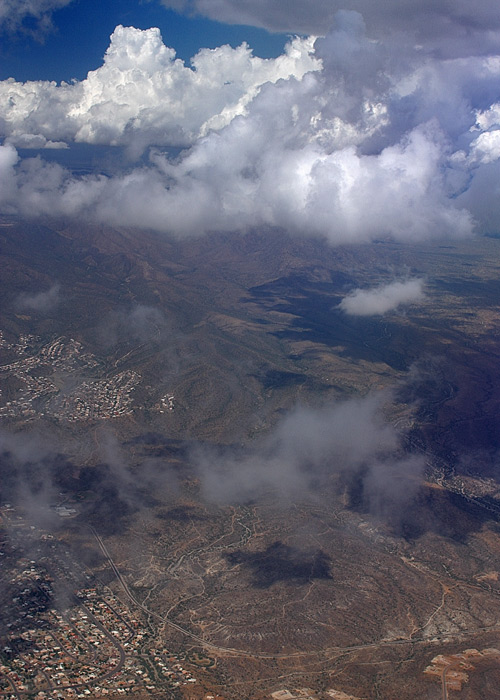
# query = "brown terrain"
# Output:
<box><xmin>2</xmin><ymin>218</ymin><xmax>500</xmax><ymax>699</ymax></box>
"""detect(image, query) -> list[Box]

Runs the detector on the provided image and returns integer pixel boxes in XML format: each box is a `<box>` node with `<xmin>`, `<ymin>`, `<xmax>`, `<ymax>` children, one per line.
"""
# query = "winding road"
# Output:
<box><xmin>90</xmin><ymin>527</ymin><xmax>500</xmax><ymax>664</ymax></box>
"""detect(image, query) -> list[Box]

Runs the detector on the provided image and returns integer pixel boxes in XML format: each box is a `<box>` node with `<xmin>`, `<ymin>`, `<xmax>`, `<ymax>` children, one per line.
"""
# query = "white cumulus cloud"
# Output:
<box><xmin>3</xmin><ymin>9</ymin><xmax>500</xmax><ymax>241</ymax></box>
<box><xmin>339</xmin><ymin>279</ymin><xmax>426</xmax><ymax>316</ymax></box>
<box><xmin>0</xmin><ymin>121</ymin><xmax>474</xmax><ymax>242</ymax></box>
<box><xmin>469</xmin><ymin>130</ymin><xmax>500</xmax><ymax>165</ymax></box>
<box><xmin>0</xmin><ymin>25</ymin><xmax>319</xmax><ymax>153</ymax></box>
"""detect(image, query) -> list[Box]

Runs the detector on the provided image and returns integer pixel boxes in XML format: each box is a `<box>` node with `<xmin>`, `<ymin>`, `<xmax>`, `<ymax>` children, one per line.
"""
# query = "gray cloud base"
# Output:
<box><xmin>162</xmin><ymin>0</ymin><xmax>500</xmax><ymax>58</ymax></box>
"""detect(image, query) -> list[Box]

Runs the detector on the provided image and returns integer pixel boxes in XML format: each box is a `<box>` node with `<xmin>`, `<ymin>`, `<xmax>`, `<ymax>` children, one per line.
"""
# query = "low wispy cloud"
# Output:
<box><xmin>192</xmin><ymin>393</ymin><xmax>425</xmax><ymax>518</ymax></box>
<box><xmin>0</xmin><ymin>424</ymin><xmax>177</xmax><ymax>538</ymax></box>
<box><xmin>15</xmin><ymin>282</ymin><xmax>61</xmax><ymax>313</ymax></box>
<box><xmin>96</xmin><ymin>304</ymin><xmax>169</xmax><ymax>349</ymax></box>
<box><xmin>339</xmin><ymin>278</ymin><xmax>425</xmax><ymax>316</ymax></box>
<box><xmin>0</xmin><ymin>428</ymin><xmax>60</xmax><ymax>528</ymax></box>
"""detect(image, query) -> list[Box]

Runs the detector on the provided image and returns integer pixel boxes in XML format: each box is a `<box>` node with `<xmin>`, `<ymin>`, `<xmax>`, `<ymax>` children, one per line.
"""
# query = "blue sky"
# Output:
<box><xmin>0</xmin><ymin>0</ymin><xmax>290</xmax><ymax>82</ymax></box>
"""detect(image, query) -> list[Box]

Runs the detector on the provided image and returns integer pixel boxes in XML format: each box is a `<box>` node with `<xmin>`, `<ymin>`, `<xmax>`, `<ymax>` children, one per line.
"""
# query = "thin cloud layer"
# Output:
<box><xmin>193</xmin><ymin>393</ymin><xmax>425</xmax><ymax>516</ymax></box>
<box><xmin>1</xmin><ymin>10</ymin><xmax>500</xmax><ymax>241</ymax></box>
<box><xmin>0</xmin><ymin>394</ymin><xmax>424</xmax><ymax>535</ymax></box>
<box><xmin>163</xmin><ymin>0</ymin><xmax>500</xmax><ymax>57</ymax></box>
<box><xmin>15</xmin><ymin>282</ymin><xmax>60</xmax><ymax>313</ymax></box>
<box><xmin>339</xmin><ymin>279</ymin><xmax>425</xmax><ymax>316</ymax></box>
<box><xmin>0</xmin><ymin>0</ymin><xmax>73</xmax><ymax>34</ymax></box>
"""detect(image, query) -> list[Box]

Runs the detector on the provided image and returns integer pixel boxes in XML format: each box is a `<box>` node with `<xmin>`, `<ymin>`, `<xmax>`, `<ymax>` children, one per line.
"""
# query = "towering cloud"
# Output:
<box><xmin>1</xmin><ymin>7</ymin><xmax>500</xmax><ymax>241</ymax></box>
<box><xmin>0</xmin><ymin>25</ymin><xmax>318</xmax><ymax>152</ymax></box>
